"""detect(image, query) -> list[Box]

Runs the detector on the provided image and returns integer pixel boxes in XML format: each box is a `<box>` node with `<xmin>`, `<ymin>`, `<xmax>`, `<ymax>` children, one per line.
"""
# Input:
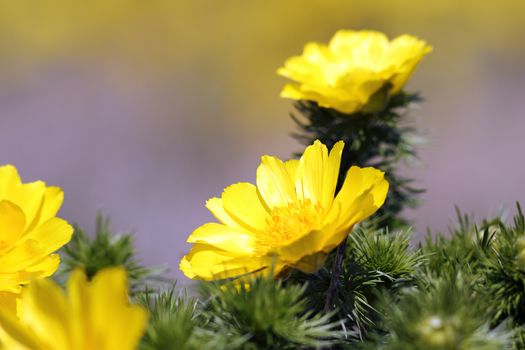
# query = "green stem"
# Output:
<box><xmin>324</xmin><ymin>237</ymin><xmax>347</xmax><ymax>312</ymax></box>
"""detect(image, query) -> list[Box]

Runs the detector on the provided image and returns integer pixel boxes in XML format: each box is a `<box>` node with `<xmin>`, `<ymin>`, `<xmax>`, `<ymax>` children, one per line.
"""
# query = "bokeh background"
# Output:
<box><xmin>1</xmin><ymin>1</ymin><xmax>524</xmax><ymax>282</ymax></box>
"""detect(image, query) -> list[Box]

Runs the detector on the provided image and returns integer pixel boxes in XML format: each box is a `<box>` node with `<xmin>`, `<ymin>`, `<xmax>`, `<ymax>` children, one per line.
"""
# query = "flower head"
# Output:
<box><xmin>278</xmin><ymin>30</ymin><xmax>432</xmax><ymax>114</ymax></box>
<box><xmin>180</xmin><ymin>140</ymin><xmax>388</xmax><ymax>280</ymax></box>
<box><xmin>0</xmin><ymin>165</ymin><xmax>73</xmax><ymax>308</ymax></box>
<box><xmin>0</xmin><ymin>267</ymin><xmax>148</xmax><ymax>350</ymax></box>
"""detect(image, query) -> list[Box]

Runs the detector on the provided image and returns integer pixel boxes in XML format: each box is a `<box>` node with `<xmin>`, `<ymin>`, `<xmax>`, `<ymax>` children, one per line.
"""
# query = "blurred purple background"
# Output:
<box><xmin>1</xmin><ymin>1</ymin><xmax>524</xmax><ymax>281</ymax></box>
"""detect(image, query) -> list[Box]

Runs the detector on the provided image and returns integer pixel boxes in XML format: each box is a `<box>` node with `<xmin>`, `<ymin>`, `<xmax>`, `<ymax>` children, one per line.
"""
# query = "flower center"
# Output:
<box><xmin>255</xmin><ymin>199</ymin><xmax>324</xmax><ymax>256</ymax></box>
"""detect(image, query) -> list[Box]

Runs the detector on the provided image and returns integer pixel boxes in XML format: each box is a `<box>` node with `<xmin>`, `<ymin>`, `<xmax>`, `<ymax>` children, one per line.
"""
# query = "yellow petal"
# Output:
<box><xmin>296</xmin><ymin>140</ymin><xmax>343</xmax><ymax>210</ymax></box>
<box><xmin>0</xmin><ymin>308</ymin><xmax>46</xmax><ymax>350</ymax></box>
<box><xmin>180</xmin><ymin>243</ymin><xmax>268</xmax><ymax>280</ymax></box>
<box><xmin>18</xmin><ymin>254</ymin><xmax>61</xmax><ymax>284</ymax></box>
<box><xmin>275</xmin><ymin>220</ymin><xmax>339</xmax><ymax>264</ymax></box>
<box><xmin>0</xmin><ymin>267</ymin><xmax>147</xmax><ymax>350</ymax></box>
<box><xmin>323</xmin><ymin>191</ymin><xmax>376</xmax><ymax>250</ymax></box>
<box><xmin>333</xmin><ymin>166</ymin><xmax>384</xmax><ymax>205</ymax></box>
<box><xmin>322</xmin><ymin>141</ymin><xmax>344</xmax><ymax>209</ymax></box>
<box><xmin>296</xmin><ymin>141</ymin><xmax>328</xmax><ymax>205</ymax></box>
<box><xmin>19</xmin><ymin>279</ymin><xmax>70</xmax><ymax>349</ymax></box>
<box><xmin>66</xmin><ymin>269</ymin><xmax>89</xmax><ymax>350</ymax></box>
<box><xmin>0</xmin><ymin>218</ymin><xmax>73</xmax><ymax>272</ymax></box>
<box><xmin>293</xmin><ymin>252</ymin><xmax>328</xmax><ymax>274</ymax></box>
<box><xmin>0</xmin><ymin>200</ymin><xmax>26</xmax><ymax>245</ymax></box>
<box><xmin>221</xmin><ymin>182</ymin><xmax>269</xmax><ymax>232</ymax></box>
<box><xmin>0</xmin><ymin>291</ymin><xmax>19</xmax><ymax>316</ymax></box>
<box><xmin>23</xmin><ymin>217</ymin><xmax>73</xmax><ymax>256</ymax></box>
<box><xmin>5</xmin><ymin>181</ymin><xmax>46</xmax><ymax>231</ymax></box>
<box><xmin>0</xmin><ymin>240</ymin><xmax>45</xmax><ymax>273</ymax></box>
<box><xmin>329</xmin><ymin>30</ymin><xmax>388</xmax><ymax>60</ymax></box>
<box><xmin>326</xmin><ymin>166</ymin><xmax>388</xmax><ymax>230</ymax></box>
<box><xmin>206</xmin><ymin>197</ymin><xmax>243</xmax><ymax>229</ymax></box>
<box><xmin>89</xmin><ymin>268</ymin><xmax>148</xmax><ymax>350</ymax></box>
<box><xmin>280</xmin><ymin>83</ymin><xmax>305</xmax><ymax>100</ymax></box>
<box><xmin>389</xmin><ymin>35</ymin><xmax>432</xmax><ymax>93</ymax></box>
<box><xmin>256</xmin><ymin>155</ymin><xmax>296</xmax><ymax>208</ymax></box>
<box><xmin>0</xmin><ymin>273</ymin><xmax>22</xmax><ymax>293</ymax></box>
<box><xmin>284</xmin><ymin>159</ymin><xmax>299</xmax><ymax>180</ymax></box>
<box><xmin>38</xmin><ymin>186</ymin><xmax>64</xmax><ymax>224</ymax></box>
<box><xmin>187</xmin><ymin>223</ymin><xmax>256</xmax><ymax>254</ymax></box>
<box><xmin>0</xmin><ymin>165</ymin><xmax>22</xmax><ymax>198</ymax></box>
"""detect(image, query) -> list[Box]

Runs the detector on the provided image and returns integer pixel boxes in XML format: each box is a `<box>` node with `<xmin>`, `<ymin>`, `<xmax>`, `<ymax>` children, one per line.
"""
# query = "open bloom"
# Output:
<box><xmin>180</xmin><ymin>140</ymin><xmax>388</xmax><ymax>280</ymax></box>
<box><xmin>0</xmin><ymin>165</ymin><xmax>73</xmax><ymax>311</ymax></box>
<box><xmin>0</xmin><ymin>267</ymin><xmax>148</xmax><ymax>350</ymax></box>
<box><xmin>278</xmin><ymin>30</ymin><xmax>432</xmax><ymax>114</ymax></box>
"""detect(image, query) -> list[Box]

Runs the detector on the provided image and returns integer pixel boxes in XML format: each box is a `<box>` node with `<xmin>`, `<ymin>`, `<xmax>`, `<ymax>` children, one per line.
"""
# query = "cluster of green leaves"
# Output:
<box><xmin>137</xmin><ymin>285</ymin><xmax>242</xmax><ymax>350</ymax></box>
<box><xmin>135</xmin><ymin>276</ymin><xmax>339</xmax><ymax>350</ymax></box>
<box><xmin>479</xmin><ymin>205</ymin><xmax>525</xmax><ymax>348</ymax></box>
<box><xmin>369</xmin><ymin>273</ymin><xmax>511</xmax><ymax>350</ymax></box>
<box><xmin>291</xmin><ymin>91</ymin><xmax>423</xmax><ymax>228</ymax></box>
<box><xmin>58</xmin><ymin>212</ymin><xmax>165</xmax><ymax>293</ymax></box>
<box><xmin>413</xmin><ymin>204</ymin><xmax>525</xmax><ymax>349</ymax></box>
<box><xmin>59</xmin><ymin>206</ymin><xmax>525</xmax><ymax>349</ymax></box>
<box><xmin>282</xmin><ymin>205</ymin><xmax>525</xmax><ymax>349</ymax></box>
<box><xmin>287</xmin><ymin>226</ymin><xmax>422</xmax><ymax>344</ymax></box>
<box><xmin>200</xmin><ymin>276</ymin><xmax>340</xmax><ymax>349</ymax></box>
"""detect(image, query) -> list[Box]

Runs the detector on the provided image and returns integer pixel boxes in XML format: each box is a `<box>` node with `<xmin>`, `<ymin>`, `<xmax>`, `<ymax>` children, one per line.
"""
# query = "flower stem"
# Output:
<box><xmin>324</xmin><ymin>237</ymin><xmax>347</xmax><ymax>312</ymax></box>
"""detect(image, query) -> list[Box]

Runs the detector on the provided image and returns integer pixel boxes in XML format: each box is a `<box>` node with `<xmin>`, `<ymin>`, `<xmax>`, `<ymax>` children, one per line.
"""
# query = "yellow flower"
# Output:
<box><xmin>0</xmin><ymin>267</ymin><xmax>148</xmax><ymax>350</ymax></box>
<box><xmin>180</xmin><ymin>140</ymin><xmax>388</xmax><ymax>280</ymax></box>
<box><xmin>278</xmin><ymin>30</ymin><xmax>432</xmax><ymax>114</ymax></box>
<box><xmin>0</xmin><ymin>165</ymin><xmax>73</xmax><ymax>311</ymax></box>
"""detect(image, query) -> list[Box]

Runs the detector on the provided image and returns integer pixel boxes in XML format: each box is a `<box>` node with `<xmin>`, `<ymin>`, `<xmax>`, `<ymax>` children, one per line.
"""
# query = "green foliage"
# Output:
<box><xmin>370</xmin><ymin>273</ymin><xmax>511</xmax><ymax>350</ymax></box>
<box><xmin>201</xmin><ymin>274</ymin><xmax>341</xmax><ymax>349</ymax></box>
<box><xmin>137</xmin><ymin>285</ymin><xmax>241</xmax><ymax>350</ymax></box>
<box><xmin>481</xmin><ymin>204</ymin><xmax>525</xmax><ymax>348</ymax></box>
<box><xmin>420</xmin><ymin>208</ymin><xmax>498</xmax><ymax>277</ymax></box>
<box><xmin>291</xmin><ymin>91</ymin><xmax>423</xmax><ymax>228</ymax></box>
<box><xmin>288</xmin><ymin>227</ymin><xmax>422</xmax><ymax>343</ymax></box>
<box><xmin>419</xmin><ymin>204</ymin><xmax>525</xmax><ymax>349</ymax></box>
<box><xmin>350</xmin><ymin>227</ymin><xmax>423</xmax><ymax>285</ymax></box>
<box><xmin>137</xmin><ymin>286</ymin><xmax>198</xmax><ymax>350</ymax></box>
<box><xmin>54</xmin><ymin>204</ymin><xmax>525</xmax><ymax>350</ymax></box>
<box><xmin>59</xmin><ymin>212</ymin><xmax>163</xmax><ymax>292</ymax></box>
<box><xmin>57</xmin><ymin>207</ymin><xmax>525</xmax><ymax>349</ymax></box>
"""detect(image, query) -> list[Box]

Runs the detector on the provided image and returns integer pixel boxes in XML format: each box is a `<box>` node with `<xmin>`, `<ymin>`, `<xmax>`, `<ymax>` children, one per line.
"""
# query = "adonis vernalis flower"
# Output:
<box><xmin>180</xmin><ymin>140</ymin><xmax>388</xmax><ymax>280</ymax></box>
<box><xmin>278</xmin><ymin>30</ymin><xmax>432</xmax><ymax>114</ymax></box>
<box><xmin>0</xmin><ymin>164</ymin><xmax>73</xmax><ymax>311</ymax></box>
<box><xmin>0</xmin><ymin>267</ymin><xmax>148</xmax><ymax>350</ymax></box>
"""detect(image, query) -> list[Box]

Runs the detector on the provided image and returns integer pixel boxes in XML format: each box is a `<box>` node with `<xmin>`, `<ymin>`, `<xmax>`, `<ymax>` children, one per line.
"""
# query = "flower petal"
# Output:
<box><xmin>206</xmin><ymin>197</ymin><xmax>243</xmax><ymax>229</ymax></box>
<box><xmin>18</xmin><ymin>254</ymin><xmax>61</xmax><ymax>284</ymax></box>
<box><xmin>284</xmin><ymin>159</ymin><xmax>299</xmax><ymax>180</ymax></box>
<box><xmin>5</xmin><ymin>181</ymin><xmax>46</xmax><ymax>231</ymax></box>
<box><xmin>0</xmin><ymin>218</ymin><xmax>72</xmax><ymax>272</ymax></box>
<box><xmin>23</xmin><ymin>217</ymin><xmax>74</xmax><ymax>256</ymax></box>
<box><xmin>326</xmin><ymin>166</ymin><xmax>389</xmax><ymax>229</ymax></box>
<box><xmin>0</xmin><ymin>200</ymin><xmax>26</xmax><ymax>246</ymax></box>
<box><xmin>19</xmin><ymin>278</ymin><xmax>70</xmax><ymax>349</ymax></box>
<box><xmin>0</xmin><ymin>307</ymin><xmax>47</xmax><ymax>349</ymax></box>
<box><xmin>180</xmin><ymin>243</ymin><xmax>269</xmax><ymax>280</ymax></box>
<box><xmin>222</xmin><ymin>182</ymin><xmax>269</xmax><ymax>232</ymax></box>
<box><xmin>296</xmin><ymin>140</ymin><xmax>343</xmax><ymax>210</ymax></box>
<box><xmin>39</xmin><ymin>186</ymin><xmax>64</xmax><ymax>224</ymax></box>
<box><xmin>256</xmin><ymin>155</ymin><xmax>296</xmax><ymax>208</ymax></box>
<box><xmin>88</xmin><ymin>268</ymin><xmax>148</xmax><ymax>350</ymax></box>
<box><xmin>274</xmin><ymin>220</ymin><xmax>339</xmax><ymax>265</ymax></box>
<box><xmin>0</xmin><ymin>273</ymin><xmax>22</xmax><ymax>293</ymax></box>
<box><xmin>293</xmin><ymin>252</ymin><xmax>328</xmax><ymax>273</ymax></box>
<box><xmin>0</xmin><ymin>165</ymin><xmax>22</xmax><ymax>198</ymax></box>
<box><xmin>187</xmin><ymin>223</ymin><xmax>256</xmax><ymax>254</ymax></box>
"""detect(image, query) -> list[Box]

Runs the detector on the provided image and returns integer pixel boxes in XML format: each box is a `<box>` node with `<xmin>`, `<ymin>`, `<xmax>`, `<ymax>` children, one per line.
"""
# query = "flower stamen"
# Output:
<box><xmin>255</xmin><ymin>200</ymin><xmax>324</xmax><ymax>256</ymax></box>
